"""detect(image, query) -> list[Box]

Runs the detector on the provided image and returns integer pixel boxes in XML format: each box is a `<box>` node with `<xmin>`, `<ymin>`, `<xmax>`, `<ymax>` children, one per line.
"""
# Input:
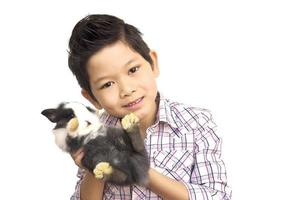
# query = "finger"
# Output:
<box><xmin>72</xmin><ymin>148</ymin><xmax>84</xmax><ymax>158</ymax></box>
<box><xmin>74</xmin><ymin>151</ymin><xmax>84</xmax><ymax>166</ymax></box>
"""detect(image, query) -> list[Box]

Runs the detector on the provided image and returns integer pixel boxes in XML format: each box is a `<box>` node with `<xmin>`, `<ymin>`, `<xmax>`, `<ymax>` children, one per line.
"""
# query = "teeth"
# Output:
<box><xmin>127</xmin><ymin>98</ymin><xmax>141</xmax><ymax>107</ymax></box>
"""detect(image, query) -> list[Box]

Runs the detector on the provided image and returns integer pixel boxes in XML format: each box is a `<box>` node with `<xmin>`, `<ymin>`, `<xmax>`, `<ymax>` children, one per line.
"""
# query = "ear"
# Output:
<box><xmin>81</xmin><ymin>89</ymin><xmax>102</xmax><ymax>110</ymax></box>
<box><xmin>149</xmin><ymin>50</ymin><xmax>160</xmax><ymax>78</ymax></box>
<box><xmin>41</xmin><ymin>109</ymin><xmax>57</xmax><ymax>122</ymax></box>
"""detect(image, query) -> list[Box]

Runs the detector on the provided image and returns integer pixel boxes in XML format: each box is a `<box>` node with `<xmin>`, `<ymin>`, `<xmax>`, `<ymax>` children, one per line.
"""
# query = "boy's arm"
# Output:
<box><xmin>148</xmin><ymin>168</ymin><xmax>189</xmax><ymax>200</ymax></box>
<box><xmin>70</xmin><ymin>169</ymin><xmax>104</xmax><ymax>200</ymax></box>
<box><xmin>181</xmin><ymin>110</ymin><xmax>231</xmax><ymax>200</ymax></box>
<box><xmin>80</xmin><ymin>171</ymin><xmax>104</xmax><ymax>200</ymax></box>
<box><xmin>148</xmin><ymin>109</ymin><xmax>232</xmax><ymax>200</ymax></box>
<box><xmin>70</xmin><ymin>149</ymin><xmax>104</xmax><ymax>200</ymax></box>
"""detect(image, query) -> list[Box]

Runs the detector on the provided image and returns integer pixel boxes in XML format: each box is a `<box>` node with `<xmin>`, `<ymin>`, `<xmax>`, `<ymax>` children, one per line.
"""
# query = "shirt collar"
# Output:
<box><xmin>155</xmin><ymin>92</ymin><xmax>182</xmax><ymax>129</ymax></box>
<box><xmin>99</xmin><ymin>92</ymin><xmax>182</xmax><ymax>129</ymax></box>
<box><xmin>99</xmin><ymin>111</ymin><xmax>121</xmax><ymax>127</ymax></box>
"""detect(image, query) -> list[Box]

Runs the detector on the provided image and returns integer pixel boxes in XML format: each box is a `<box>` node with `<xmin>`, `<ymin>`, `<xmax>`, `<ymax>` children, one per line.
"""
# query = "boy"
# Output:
<box><xmin>68</xmin><ymin>14</ymin><xmax>231</xmax><ymax>200</ymax></box>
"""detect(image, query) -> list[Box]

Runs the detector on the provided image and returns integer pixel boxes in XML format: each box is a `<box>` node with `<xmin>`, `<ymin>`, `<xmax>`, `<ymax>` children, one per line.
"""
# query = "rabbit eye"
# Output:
<box><xmin>86</xmin><ymin>121</ymin><xmax>91</xmax><ymax>126</ymax></box>
<box><xmin>63</xmin><ymin>110</ymin><xmax>75</xmax><ymax>119</ymax></box>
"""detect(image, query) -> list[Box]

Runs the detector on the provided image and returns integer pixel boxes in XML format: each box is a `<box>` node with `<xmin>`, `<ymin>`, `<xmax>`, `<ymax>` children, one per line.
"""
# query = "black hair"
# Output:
<box><xmin>68</xmin><ymin>14</ymin><xmax>153</xmax><ymax>101</ymax></box>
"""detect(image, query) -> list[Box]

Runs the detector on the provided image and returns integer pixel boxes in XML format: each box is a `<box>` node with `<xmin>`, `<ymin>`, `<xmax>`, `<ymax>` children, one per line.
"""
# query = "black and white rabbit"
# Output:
<box><xmin>41</xmin><ymin>102</ymin><xmax>149</xmax><ymax>186</ymax></box>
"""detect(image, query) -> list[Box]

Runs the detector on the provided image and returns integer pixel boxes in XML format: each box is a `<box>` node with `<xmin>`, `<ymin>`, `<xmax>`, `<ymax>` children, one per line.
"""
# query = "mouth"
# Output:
<box><xmin>123</xmin><ymin>97</ymin><xmax>144</xmax><ymax>108</ymax></box>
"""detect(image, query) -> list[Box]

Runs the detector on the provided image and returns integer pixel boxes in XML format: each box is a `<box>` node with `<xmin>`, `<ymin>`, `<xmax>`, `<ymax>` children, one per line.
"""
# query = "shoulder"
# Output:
<box><xmin>98</xmin><ymin>111</ymin><xmax>121</xmax><ymax>127</ymax></box>
<box><xmin>165</xmin><ymin>98</ymin><xmax>220</xmax><ymax>145</ymax></box>
<box><xmin>168</xmin><ymin>98</ymin><xmax>212</xmax><ymax>117</ymax></box>
<box><xmin>163</xmin><ymin>97</ymin><xmax>214</xmax><ymax>131</ymax></box>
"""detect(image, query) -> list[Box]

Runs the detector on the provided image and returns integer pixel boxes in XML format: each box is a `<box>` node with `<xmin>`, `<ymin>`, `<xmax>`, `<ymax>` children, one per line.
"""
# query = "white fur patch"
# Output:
<box><xmin>65</xmin><ymin>102</ymin><xmax>104</xmax><ymax>137</ymax></box>
<box><xmin>83</xmin><ymin>126</ymin><xmax>107</xmax><ymax>145</ymax></box>
<box><xmin>52</xmin><ymin>102</ymin><xmax>108</xmax><ymax>151</ymax></box>
<box><xmin>52</xmin><ymin>128</ymin><xmax>69</xmax><ymax>152</ymax></box>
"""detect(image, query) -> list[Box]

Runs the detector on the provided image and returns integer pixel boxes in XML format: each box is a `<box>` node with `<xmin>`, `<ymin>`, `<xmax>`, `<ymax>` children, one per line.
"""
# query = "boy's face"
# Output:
<box><xmin>82</xmin><ymin>41</ymin><xmax>159</xmax><ymax>126</ymax></box>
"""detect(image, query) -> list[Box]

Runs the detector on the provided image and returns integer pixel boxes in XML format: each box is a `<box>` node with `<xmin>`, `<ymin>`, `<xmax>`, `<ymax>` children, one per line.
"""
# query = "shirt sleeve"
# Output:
<box><xmin>70</xmin><ymin>168</ymin><xmax>85</xmax><ymax>200</ymax></box>
<box><xmin>184</xmin><ymin>109</ymin><xmax>232</xmax><ymax>200</ymax></box>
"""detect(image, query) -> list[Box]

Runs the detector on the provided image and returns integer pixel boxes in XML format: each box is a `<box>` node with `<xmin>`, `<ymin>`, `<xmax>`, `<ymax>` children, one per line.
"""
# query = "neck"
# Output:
<box><xmin>139</xmin><ymin>125</ymin><xmax>148</xmax><ymax>140</ymax></box>
<box><xmin>139</xmin><ymin>101</ymin><xmax>159</xmax><ymax>140</ymax></box>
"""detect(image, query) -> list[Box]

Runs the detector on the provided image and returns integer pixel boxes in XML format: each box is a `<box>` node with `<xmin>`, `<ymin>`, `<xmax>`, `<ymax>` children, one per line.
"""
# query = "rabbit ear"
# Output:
<box><xmin>41</xmin><ymin>108</ymin><xmax>58</xmax><ymax>122</ymax></box>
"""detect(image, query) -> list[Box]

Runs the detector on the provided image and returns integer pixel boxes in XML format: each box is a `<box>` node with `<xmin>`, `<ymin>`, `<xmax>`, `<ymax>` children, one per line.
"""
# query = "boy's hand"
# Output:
<box><xmin>71</xmin><ymin>148</ymin><xmax>85</xmax><ymax>169</ymax></box>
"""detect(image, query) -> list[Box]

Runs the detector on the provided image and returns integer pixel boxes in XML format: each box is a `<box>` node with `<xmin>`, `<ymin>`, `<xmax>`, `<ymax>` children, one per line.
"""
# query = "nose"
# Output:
<box><xmin>119</xmin><ymin>77</ymin><xmax>136</xmax><ymax>98</ymax></box>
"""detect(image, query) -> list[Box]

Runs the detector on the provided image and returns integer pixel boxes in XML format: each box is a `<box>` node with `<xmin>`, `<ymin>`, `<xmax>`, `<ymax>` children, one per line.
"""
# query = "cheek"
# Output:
<box><xmin>96</xmin><ymin>91</ymin><xmax>119</xmax><ymax>109</ymax></box>
<box><xmin>140</xmin><ymin>76</ymin><xmax>157</xmax><ymax>92</ymax></box>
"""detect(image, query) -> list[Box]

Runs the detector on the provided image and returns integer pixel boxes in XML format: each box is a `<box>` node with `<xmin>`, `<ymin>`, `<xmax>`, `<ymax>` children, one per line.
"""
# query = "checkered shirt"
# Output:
<box><xmin>71</xmin><ymin>94</ymin><xmax>232</xmax><ymax>200</ymax></box>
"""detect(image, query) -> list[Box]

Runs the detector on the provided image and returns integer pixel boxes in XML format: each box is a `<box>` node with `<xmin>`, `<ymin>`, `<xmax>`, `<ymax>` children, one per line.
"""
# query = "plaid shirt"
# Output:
<box><xmin>71</xmin><ymin>94</ymin><xmax>232</xmax><ymax>200</ymax></box>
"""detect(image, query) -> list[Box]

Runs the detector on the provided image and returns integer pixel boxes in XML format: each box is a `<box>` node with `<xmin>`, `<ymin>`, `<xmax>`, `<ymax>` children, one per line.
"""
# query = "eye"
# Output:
<box><xmin>63</xmin><ymin>110</ymin><xmax>75</xmax><ymax>119</ymax></box>
<box><xmin>128</xmin><ymin>66</ymin><xmax>140</xmax><ymax>74</ymax></box>
<box><xmin>85</xmin><ymin>121</ymin><xmax>91</xmax><ymax>126</ymax></box>
<box><xmin>100</xmin><ymin>81</ymin><xmax>114</xmax><ymax>89</ymax></box>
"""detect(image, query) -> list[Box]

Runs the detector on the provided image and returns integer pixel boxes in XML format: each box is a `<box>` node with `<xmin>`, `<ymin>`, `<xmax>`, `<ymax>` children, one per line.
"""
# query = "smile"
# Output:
<box><xmin>124</xmin><ymin>97</ymin><xmax>144</xmax><ymax>108</ymax></box>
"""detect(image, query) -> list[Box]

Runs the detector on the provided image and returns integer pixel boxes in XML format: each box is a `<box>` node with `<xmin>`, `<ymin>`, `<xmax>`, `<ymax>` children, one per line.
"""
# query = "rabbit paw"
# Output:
<box><xmin>93</xmin><ymin>162</ymin><xmax>113</xmax><ymax>179</ymax></box>
<box><xmin>67</xmin><ymin>117</ymin><xmax>79</xmax><ymax>137</ymax></box>
<box><xmin>121</xmin><ymin>113</ymin><xmax>139</xmax><ymax>130</ymax></box>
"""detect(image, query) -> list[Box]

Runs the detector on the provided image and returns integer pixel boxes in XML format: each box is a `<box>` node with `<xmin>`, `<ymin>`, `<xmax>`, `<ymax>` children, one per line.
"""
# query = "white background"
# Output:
<box><xmin>0</xmin><ymin>0</ymin><xmax>299</xmax><ymax>199</ymax></box>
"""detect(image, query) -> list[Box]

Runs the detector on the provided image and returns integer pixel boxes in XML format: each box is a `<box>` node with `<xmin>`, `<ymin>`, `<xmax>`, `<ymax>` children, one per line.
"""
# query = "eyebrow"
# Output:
<box><xmin>93</xmin><ymin>58</ymin><xmax>137</xmax><ymax>84</ymax></box>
